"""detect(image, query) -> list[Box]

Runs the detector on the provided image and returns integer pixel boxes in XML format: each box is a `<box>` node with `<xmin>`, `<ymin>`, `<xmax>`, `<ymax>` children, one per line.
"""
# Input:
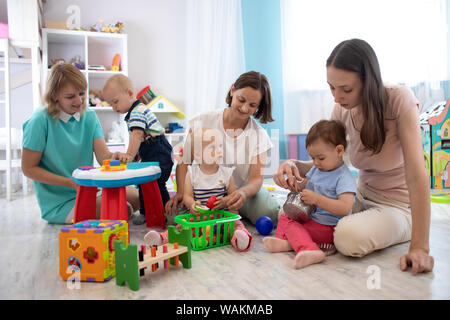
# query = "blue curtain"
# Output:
<box><xmin>241</xmin><ymin>0</ymin><xmax>287</xmax><ymax>160</ymax></box>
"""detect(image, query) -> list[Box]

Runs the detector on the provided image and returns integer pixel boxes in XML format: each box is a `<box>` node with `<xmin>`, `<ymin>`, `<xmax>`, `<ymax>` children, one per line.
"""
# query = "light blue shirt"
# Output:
<box><xmin>305</xmin><ymin>164</ymin><xmax>357</xmax><ymax>226</ymax></box>
<box><xmin>22</xmin><ymin>108</ymin><xmax>104</xmax><ymax>223</ymax></box>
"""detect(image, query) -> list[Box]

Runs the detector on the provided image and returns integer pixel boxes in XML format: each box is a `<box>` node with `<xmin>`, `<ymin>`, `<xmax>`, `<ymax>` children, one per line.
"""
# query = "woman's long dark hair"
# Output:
<box><xmin>327</xmin><ymin>39</ymin><xmax>388</xmax><ymax>154</ymax></box>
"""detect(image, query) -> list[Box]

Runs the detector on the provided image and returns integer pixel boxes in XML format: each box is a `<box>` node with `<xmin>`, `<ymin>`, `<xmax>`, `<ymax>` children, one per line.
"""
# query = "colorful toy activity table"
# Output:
<box><xmin>72</xmin><ymin>161</ymin><xmax>165</xmax><ymax>228</ymax></box>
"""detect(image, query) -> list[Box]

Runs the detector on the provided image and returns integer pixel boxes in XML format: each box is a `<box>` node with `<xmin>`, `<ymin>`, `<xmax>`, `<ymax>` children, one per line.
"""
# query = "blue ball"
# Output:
<box><xmin>256</xmin><ymin>216</ymin><xmax>274</xmax><ymax>235</ymax></box>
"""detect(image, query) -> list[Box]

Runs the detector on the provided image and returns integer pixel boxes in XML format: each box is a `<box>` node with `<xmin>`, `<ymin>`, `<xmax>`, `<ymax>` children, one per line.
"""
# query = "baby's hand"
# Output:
<box><xmin>190</xmin><ymin>201</ymin><xmax>201</xmax><ymax>215</ymax></box>
<box><xmin>300</xmin><ymin>189</ymin><xmax>320</xmax><ymax>205</ymax></box>
<box><xmin>212</xmin><ymin>196</ymin><xmax>227</xmax><ymax>210</ymax></box>
<box><xmin>111</xmin><ymin>152</ymin><xmax>121</xmax><ymax>160</ymax></box>
<box><xmin>117</xmin><ymin>152</ymin><xmax>134</xmax><ymax>163</ymax></box>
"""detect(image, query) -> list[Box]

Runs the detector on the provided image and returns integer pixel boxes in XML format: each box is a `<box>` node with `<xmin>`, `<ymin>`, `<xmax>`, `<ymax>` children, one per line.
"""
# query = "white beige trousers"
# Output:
<box><xmin>334</xmin><ymin>183</ymin><xmax>412</xmax><ymax>257</ymax></box>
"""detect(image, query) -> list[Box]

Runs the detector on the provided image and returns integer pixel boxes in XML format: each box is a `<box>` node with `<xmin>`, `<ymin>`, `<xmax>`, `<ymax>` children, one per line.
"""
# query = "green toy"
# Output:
<box><xmin>430</xmin><ymin>192</ymin><xmax>450</xmax><ymax>204</ymax></box>
<box><xmin>174</xmin><ymin>207</ymin><xmax>242</xmax><ymax>251</ymax></box>
<box><xmin>115</xmin><ymin>225</ymin><xmax>191</xmax><ymax>291</ymax></box>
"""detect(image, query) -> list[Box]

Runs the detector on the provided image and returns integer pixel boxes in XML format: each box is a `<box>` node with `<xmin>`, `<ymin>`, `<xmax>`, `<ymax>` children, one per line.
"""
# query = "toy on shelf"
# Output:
<box><xmin>90</xmin><ymin>20</ymin><xmax>104</xmax><ymax>32</ymax></box>
<box><xmin>136</xmin><ymin>85</ymin><xmax>157</xmax><ymax>105</ymax></box>
<box><xmin>59</xmin><ymin>220</ymin><xmax>128</xmax><ymax>282</ymax></box>
<box><xmin>147</xmin><ymin>95</ymin><xmax>186</xmax><ymax>119</ymax></box>
<box><xmin>111</xmin><ymin>53</ymin><xmax>120</xmax><ymax>71</ymax></box>
<box><xmin>70</xmin><ymin>55</ymin><xmax>85</xmax><ymax>70</ymax></box>
<box><xmin>174</xmin><ymin>207</ymin><xmax>241</xmax><ymax>251</ymax></box>
<box><xmin>166</xmin><ymin>122</ymin><xmax>184</xmax><ymax>134</ymax></box>
<box><xmin>50</xmin><ymin>58</ymin><xmax>65</xmax><ymax>68</ymax></box>
<box><xmin>115</xmin><ymin>225</ymin><xmax>192</xmax><ymax>291</ymax></box>
<box><xmin>102</xmin><ymin>22</ymin><xmax>124</xmax><ymax>33</ymax></box>
<box><xmin>72</xmin><ymin>161</ymin><xmax>165</xmax><ymax>228</ymax></box>
<box><xmin>420</xmin><ymin>99</ymin><xmax>450</xmax><ymax>190</ymax></box>
<box><xmin>89</xmin><ymin>90</ymin><xmax>110</xmax><ymax>107</ymax></box>
<box><xmin>90</xmin><ymin>20</ymin><xmax>124</xmax><ymax>33</ymax></box>
<box><xmin>88</xmin><ymin>65</ymin><xmax>106</xmax><ymax>71</ymax></box>
<box><xmin>136</xmin><ymin>85</ymin><xmax>186</xmax><ymax>119</ymax></box>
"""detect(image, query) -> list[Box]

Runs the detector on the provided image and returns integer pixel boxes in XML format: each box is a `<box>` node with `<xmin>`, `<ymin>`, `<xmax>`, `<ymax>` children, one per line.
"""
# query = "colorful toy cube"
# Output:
<box><xmin>59</xmin><ymin>220</ymin><xmax>128</xmax><ymax>282</ymax></box>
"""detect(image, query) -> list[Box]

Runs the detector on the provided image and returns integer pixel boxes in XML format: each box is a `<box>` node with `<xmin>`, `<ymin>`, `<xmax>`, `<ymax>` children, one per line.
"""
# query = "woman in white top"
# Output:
<box><xmin>165</xmin><ymin>71</ymin><xmax>281</xmax><ymax>225</ymax></box>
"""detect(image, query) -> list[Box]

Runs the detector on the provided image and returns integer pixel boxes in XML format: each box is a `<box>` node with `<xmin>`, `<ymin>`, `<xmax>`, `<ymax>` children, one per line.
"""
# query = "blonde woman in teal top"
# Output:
<box><xmin>22</xmin><ymin>64</ymin><xmax>139</xmax><ymax>224</ymax></box>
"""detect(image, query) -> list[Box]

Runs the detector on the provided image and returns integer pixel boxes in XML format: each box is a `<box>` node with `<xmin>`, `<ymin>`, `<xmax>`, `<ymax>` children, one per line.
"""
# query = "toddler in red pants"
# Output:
<box><xmin>264</xmin><ymin>120</ymin><xmax>356</xmax><ymax>269</ymax></box>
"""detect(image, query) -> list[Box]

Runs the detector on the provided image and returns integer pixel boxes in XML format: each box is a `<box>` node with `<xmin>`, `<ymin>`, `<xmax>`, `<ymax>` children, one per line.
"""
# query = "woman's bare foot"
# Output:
<box><xmin>293</xmin><ymin>250</ymin><xmax>325</xmax><ymax>269</ymax></box>
<box><xmin>263</xmin><ymin>237</ymin><xmax>293</xmax><ymax>252</ymax></box>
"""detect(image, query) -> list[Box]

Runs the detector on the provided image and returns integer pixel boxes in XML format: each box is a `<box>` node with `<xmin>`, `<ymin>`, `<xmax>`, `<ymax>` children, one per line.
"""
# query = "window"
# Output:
<box><xmin>281</xmin><ymin>0</ymin><xmax>448</xmax><ymax>133</ymax></box>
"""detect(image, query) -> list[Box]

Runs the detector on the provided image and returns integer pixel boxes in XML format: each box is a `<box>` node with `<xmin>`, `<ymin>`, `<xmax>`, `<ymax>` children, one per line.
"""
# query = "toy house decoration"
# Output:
<box><xmin>420</xmin><ymin>99</ymin><xmax>450</xmax><ymax>189</ymax></box>
<box><xmin>59</xmin><ymin>220</ymin><xmax>129</xmax><ymax>282</ymax></box>
<box><xmin>147</xmin><ymin>95</ymin><xmax>186</xmax><ymax>119</ymax></box>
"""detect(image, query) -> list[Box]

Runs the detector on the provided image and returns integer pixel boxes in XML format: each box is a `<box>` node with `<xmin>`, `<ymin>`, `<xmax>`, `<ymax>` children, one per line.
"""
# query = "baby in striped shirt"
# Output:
<box><xmin>145</xmin><ymin>127</ymin><xmax>252</xmax><ymax>251</ymax></box>
<box><xmin>103</xmin><ymin>75</ymin><xmax>174</xmax><ymax>225</ymax></box>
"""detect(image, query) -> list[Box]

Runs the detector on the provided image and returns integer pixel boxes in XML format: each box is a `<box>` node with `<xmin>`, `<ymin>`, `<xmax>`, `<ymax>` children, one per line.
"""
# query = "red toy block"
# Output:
<box><xmin>140</xmin><ymin>180</ymin><xmax>165</xmax><ymax>229</ymax></box>
<box><xmin>73</xmin><ymin>186</ymin><xmax>97</xmax><ymax>222</ymax></box>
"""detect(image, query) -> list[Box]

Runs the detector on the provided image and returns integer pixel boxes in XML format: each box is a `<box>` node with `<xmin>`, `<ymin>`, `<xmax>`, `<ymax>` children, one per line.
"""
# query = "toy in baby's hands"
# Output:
<box><xmin>206</xmin><ymin>196</ymin><xmax>217</xmax><ymax>209</ymax></box>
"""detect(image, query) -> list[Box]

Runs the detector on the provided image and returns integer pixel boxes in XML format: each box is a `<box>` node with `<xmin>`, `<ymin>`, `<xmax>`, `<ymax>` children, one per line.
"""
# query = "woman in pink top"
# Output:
<box><xmin>273</xmin><ymin>39</ymin><xmax>434</xmax><ymax>275</ymax></box>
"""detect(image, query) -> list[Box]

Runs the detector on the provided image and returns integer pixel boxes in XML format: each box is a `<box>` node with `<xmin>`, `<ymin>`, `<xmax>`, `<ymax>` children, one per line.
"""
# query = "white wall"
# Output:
<box><xmin>0</xmin><ymin>62</ymin><xmax>33</xmax><ymax>130</ymax></box>
<box><xmin>42</xmin><ymin>0</ymin><xmax>187</xmax><ymax>111</ymax></box>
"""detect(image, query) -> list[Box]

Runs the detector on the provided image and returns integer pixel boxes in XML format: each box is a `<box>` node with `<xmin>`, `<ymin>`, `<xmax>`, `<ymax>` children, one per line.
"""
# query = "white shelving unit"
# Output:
<box><xmin>42</xmin><ymin>28</ymin><xmax>129</xmax><ymax>151</ymax></box>
<box><xmin>2</xmin><ymin>0</ymin><xmax>43</xmax><ymax>200</ymax></box>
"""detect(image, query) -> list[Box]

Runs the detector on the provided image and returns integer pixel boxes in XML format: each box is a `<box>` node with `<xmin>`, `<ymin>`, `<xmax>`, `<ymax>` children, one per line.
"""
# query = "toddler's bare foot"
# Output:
<box><xmin>293</xmin><ymin>250</ymin><xmax>325</xmax><ymax>269</ymax></box>
<box><xmin>263</xmin><ymin>237</ymin><xmax>293</xmax><ymax>252</ymax></box>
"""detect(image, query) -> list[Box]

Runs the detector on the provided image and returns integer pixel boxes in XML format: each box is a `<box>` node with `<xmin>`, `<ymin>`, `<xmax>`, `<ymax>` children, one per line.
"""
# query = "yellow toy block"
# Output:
<box><xmin>59</xmin><ymin>220</ymin><xmax>128</xmax><ymax>282</ymax></box>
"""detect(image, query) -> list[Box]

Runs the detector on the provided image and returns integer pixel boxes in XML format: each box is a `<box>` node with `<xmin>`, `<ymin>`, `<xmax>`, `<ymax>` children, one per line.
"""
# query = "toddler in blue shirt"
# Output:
<box><xmin>264</xmin><ymin>119</ymin><xmax>356</xmax><ymax>269</ymax></box>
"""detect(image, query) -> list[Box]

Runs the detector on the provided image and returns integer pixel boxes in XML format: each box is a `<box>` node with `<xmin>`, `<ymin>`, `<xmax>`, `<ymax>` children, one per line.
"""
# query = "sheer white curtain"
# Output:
<box><xmin>184</xmin><ymin>0</ymin><xmax>246</xmax><ymax>120</ymax></box>
<box><xmin>281</xmin><ymin>0</ymin><xmax>448</xmax><ymax>134</ymax></box>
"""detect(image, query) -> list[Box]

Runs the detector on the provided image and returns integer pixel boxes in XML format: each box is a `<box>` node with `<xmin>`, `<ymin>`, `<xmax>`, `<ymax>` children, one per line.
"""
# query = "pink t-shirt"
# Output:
<box><xmin>331</xmin><ymin>85</ymin><xmax>419</xmax><ymax>203</ymax></box>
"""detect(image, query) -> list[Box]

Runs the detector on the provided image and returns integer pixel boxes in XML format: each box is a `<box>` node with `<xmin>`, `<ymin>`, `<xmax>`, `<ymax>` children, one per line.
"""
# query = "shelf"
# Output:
<box><xmin>46</xmin><ymin>30</ymin><xmax>85</xmax><ymax>44</ymax></box>
<box><xmin>106</xmin><ymin>142</ymin><xmax>125</xmax><ymax>146</ymax></box>
<box><xmin>88</xmin><ymin>70</ymin><xmax>126</xmax><ymax>78</ymax></box>
<box><xmin>43</xmin><ymin>28</ymin><xmax>127</xmax><ymax>42</ymax></box>
<box><xmin>42</xmin><ymin>28</ymin><xmax>129</xmax><ymax>151</ymax></box>
<box><xmin>89</xmin><ymin>106</ymin><xmax>113</xmax><ymax>111</ymax></box>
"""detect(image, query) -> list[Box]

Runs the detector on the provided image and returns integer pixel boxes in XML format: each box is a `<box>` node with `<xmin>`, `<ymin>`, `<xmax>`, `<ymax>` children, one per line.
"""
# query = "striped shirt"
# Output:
<box><xmin>125</xmin><ymin>100</ymin><xmax>165</xmax><ymax>136</ymax></box>
<box><xmin>189</xmin><ymin>164</ymin><xmax>235</xmax><ymax>206</ymax></box>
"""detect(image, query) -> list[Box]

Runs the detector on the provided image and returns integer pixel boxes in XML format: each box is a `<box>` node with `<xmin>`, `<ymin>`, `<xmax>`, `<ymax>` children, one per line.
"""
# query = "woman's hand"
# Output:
<box><xmin>165</xmin><ymin>192</ymin><xmax>185</xmax><ymax>216</ymax></box>
<box><xmin>400</xmin><ymin>248</ymin><xmax>434</xmax><ymax>275</ymax></box>
<box><xmin>273</xmin><ymin>160</ymin><xmax>304</xmax><ymax>192</ymax></box>
<box><xmin>226</xmin><ymin>190</ymin><xmax>247</xmax><ymax>211</ymax></box>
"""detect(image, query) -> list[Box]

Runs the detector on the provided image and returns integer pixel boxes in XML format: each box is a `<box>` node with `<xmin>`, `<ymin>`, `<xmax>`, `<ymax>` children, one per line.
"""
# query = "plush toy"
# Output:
<box><xmin>90</xmin><ymin>20</ymin><xmax>104</xmax><ymax>32</ymax></box>
<box><xmin>102</xmin><ymin>22</ymin><xmax>124</xmax><ymax>33</ymax></box>
<box><xmin>89</xmin><ymin>90</ymin><xmax>104</xmax><ymax>106</ymax></box>
<box><xmin>70</xmin><ymin>55</ymin><xmax>85</xmax><ymax>70</ymax></box>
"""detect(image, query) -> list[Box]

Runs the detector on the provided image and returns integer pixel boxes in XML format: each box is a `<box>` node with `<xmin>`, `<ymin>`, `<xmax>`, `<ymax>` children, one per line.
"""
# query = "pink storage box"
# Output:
<box><xmin>0</xmin><ymin>23</ymin><xmax>8</xmax><ymax>38</ymax></box>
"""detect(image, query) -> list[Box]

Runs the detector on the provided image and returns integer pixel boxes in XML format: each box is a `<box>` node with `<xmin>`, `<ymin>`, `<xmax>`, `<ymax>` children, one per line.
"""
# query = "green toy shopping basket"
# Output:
<box><xmin>174</xmin><ymin>208</ymin><xmax>241</xmax><ymax>251</ymax></box>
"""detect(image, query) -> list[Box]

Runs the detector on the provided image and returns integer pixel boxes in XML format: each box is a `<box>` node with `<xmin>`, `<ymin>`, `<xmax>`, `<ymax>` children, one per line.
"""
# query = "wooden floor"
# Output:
<box><xmin>0</xmin><ymin>186</ymin><xmax>449</xmax><ymax>300</ymax></box>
